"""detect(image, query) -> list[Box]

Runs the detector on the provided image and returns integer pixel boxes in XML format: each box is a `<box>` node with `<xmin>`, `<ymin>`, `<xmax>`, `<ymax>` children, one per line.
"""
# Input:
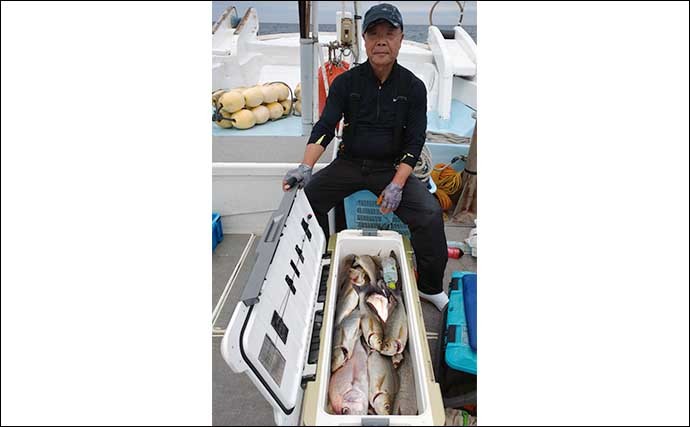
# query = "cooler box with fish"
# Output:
<box><xmin>221</xmin><ymin>188</ymin><xmax>444</xmax><ymax>425</ymax></box>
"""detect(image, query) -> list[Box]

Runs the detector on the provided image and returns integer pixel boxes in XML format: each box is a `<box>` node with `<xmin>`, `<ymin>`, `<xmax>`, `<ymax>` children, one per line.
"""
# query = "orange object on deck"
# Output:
<box><xmin>318</xmin><ymin>61</ymin><xmax>350</xmax><ymax>117</ymax></box>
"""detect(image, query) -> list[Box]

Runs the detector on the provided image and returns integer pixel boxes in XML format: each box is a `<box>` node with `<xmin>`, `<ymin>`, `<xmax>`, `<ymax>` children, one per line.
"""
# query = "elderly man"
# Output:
<box><xmin>283</xmin><ymin>3</ymin><xmax>449</xmax><ymax>310</ymax></box>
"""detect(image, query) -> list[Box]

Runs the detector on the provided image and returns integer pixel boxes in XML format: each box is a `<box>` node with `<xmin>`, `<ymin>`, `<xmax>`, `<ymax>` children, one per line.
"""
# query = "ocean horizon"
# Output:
<box><xmin>244</xmin><ymin>22</ymin><xmax>476</xmax><ymax>43</ymax></box>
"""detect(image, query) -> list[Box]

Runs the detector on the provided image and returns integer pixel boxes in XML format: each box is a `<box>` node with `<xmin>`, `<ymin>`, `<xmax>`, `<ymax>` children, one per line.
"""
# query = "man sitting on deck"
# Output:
<box><xmin>282</xmin><ymin>3</ymin><xmax>449</xmax><ymax>311</ymax></box>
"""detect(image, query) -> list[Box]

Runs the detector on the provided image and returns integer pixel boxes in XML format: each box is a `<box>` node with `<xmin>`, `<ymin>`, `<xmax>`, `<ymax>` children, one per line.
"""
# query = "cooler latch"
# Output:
<box><xmin>361</xmin><ymin>418</ymin><xmax>389</xmax><ymax>426</ymax></box>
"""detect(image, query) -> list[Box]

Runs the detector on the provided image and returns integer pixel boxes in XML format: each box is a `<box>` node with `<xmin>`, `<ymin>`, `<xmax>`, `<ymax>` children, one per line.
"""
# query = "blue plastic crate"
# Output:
<box><xmin>342</xmin><ymin>180</ymin><xmax>436</xmax><ymax>237</ymax></box>
<box><xmin>343</xmin><ymin>190</ymin><xmax>411</xmax><ymax>237</ymax></box>
<box><xmin>212</xmin><ymin>213</ymin><xmax>223</xmax><ymax>252</ymax></box>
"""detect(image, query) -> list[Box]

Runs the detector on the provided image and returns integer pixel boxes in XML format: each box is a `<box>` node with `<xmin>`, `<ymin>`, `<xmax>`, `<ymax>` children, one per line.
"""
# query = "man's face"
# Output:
<box><xmin>364</xmin><ymin>21</ymin><xmax>403</xmax><ymax>68</ymax></box>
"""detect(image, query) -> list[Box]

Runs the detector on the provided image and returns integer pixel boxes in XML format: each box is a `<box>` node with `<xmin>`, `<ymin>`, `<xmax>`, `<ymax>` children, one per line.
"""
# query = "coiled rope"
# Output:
<box><xmin>426</xmin><ymin>130</ymin><xmax>471</xmax><ymax>145</ymax></box>
<box><xmin>413</xmin><ymin>145</ymin><xmax>433</xmax><ymax>182</ymax></box>
<box><xmin>431</xmin><ymin>162</ymin><xmax>463</xmax><ymax>212</ymax></box>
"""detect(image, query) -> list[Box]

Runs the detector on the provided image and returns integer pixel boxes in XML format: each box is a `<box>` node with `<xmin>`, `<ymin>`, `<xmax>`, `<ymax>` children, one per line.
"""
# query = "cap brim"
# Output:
<box><xmin>363</xmin><ymin>17</ymin><xmax>401</xmax><ymax>33</ymax></box>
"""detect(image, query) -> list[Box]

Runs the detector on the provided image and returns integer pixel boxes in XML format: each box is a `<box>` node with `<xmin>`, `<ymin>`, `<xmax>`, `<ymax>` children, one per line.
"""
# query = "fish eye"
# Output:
<box><xmin>342</xmin><ymin>408</ymin><xmax>349</xmax><ymax>414</ymax></box>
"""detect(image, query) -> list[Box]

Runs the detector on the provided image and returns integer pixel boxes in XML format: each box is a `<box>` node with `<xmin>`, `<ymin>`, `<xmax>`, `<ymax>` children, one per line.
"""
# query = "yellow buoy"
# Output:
<box><xmin>212</xmin><ymin>89</ymin><xmax>226</xmax><ymax>108</ymax></box>
<box><xmin>214</xmin><ymin>109</ymin><xmax>233</xmax><ymax>128</ymax></box>
<box><xmin>242</xmin><ymin>86</ymin><xmax>264</xmax><ymax>108</ymax></box>
<box><xmin>258</xmin><ymin>84</ymin><xmax>279</xmax><ymax>104</ymax></box>
<box><xmin>228</xmin><ymin>87</ymin><xmax>246</xmax><ymax>97</ymax></box>
<box><xmin>279</xmin><ymin>98</ymin><xmax>292</xmax><ymax>116</ymax></box>
<box><xmin>218</xmin><ymin>91</ymin><xmax>245</xmax><ymax>113</ymax></box>
<box><xmin>231</xmin><ymin>109</ymin><xmax>256</xmax><ymax>129</ymax></box>
<box><xmin>272</xmin><ymin>83</ymin><xmax>290</xmax><ymax>101</ymax></box>
<box><xmin>294</xmin><ymin>100</ymin><xmax>302</xmax><ymax>115</ymax></box>
<box><xmin>265</xmin><ymin>102</ymin><xmax>284</xmax><ymax>120</ymax></box>
<box><xmin>294</xmin><ymin>83</ymin><xmax>301</xmax><ymax>99</ymax></box>
<box><xmin>251</xmin><ymin>105</ymin><xmax>270</xmax><ymax>125</ymax></box>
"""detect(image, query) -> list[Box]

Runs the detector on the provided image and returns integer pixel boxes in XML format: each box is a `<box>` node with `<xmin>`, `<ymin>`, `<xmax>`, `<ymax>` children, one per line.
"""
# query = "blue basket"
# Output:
<box><xmin>343</xmin><ymin>190</ymin><xmax>411</xmax><ymax>237</ymax></box>
<box><xmin>212</xmin><ymin>213</ymin><xmax>223</xmax><ymax>252</ymax></box>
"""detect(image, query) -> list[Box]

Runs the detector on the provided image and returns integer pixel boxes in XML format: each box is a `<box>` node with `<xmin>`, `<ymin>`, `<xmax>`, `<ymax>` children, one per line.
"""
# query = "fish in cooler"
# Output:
<box><xmin>358</xmin><ymin>289</ymin><xmax>384</xmax><ymax>352</ymax></box>
<box><xmin>334</xmin><ymin>279</ymin><xmax>359</xmax><ymax>326</ymax></box>
<box><xmin>348</xmin><ymin>267</ymin><xmax>367</xmax><ymax>287</ymax></box>
<box><xmin>391</xmin><ymin>353</ymin><xmax>404</xmax><ymax>369</ymax></box>
<box><xmin>365</xmin><ymin>290</ymin><xmax>393</xmax><ymax>323</ymax></box>
<box><xmin>331</xmin><ymin>308</ymin><xmax>361</xmax><ymax>372</ymax></box>
<box><xmin>353</xmin><ymin>255</ymin><xmax>379</xmax><ymax>284</ymax></box>
<box><xmin>328</xmin><ymin>338</ymin><xmax>369</xmax><ymax>415</ymax></box>
<box><xmin>328</xmin><ymin>251</ymin><xmax>416</xmax><ymax>419</ymax></box>
<box><xmin>380</xmin><ymin>294</ymin><xmax>408</xmax><ymax>357</ymax></box>
<box><xmin>392</xmin><ymin>349</ymin><xmax>417</xmax><ymax>415</ymax></box>
<box><xmin>367</xmin><ymin>349</ymin><xmax>397</xmax><ymax>415</ymax></box>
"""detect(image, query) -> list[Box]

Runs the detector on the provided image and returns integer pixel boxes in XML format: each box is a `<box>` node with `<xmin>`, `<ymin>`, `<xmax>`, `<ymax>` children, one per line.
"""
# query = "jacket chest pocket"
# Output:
<box><xmin>369</xmin><ymin>95</ymin><xmax>397</xmax><ymax>124</ymax></box>
<box><xmin>378</xmin><ymin>108</ymin><xmax>396</xmax><ymax>124</ymax></box>
<box><xmin>347</xmin><ymin>92</ymin><xmax>397</xmax><ymax>125</ymax></box>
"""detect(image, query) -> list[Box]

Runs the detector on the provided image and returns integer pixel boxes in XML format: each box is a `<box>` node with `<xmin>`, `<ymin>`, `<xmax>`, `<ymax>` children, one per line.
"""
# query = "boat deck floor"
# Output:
<box><xmin>212</xmin><ymin>225</ymin><xmax>477</xmax><ymax>425</ymax></box>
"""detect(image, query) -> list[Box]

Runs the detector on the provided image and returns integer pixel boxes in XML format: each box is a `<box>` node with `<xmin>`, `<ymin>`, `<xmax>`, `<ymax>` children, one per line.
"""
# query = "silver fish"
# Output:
<box><xmin>331</xmin><ymin>309</ymin><xmax>361</xmax><ymax>372</ymax></box>
<box><xmin>372</xmin><ymin>255</ymin><xmax>383</xmax><ymax>270</ymax></box>
<box><xmin>380</xmin><ymin>295</ymin><xmax>408</xmax><ymax>356</ymax></box>
<box><xmin>392</xmin><ymin>350</ymin><xmax>417</xmax><ymax>415</ymax></box>
<box><xmin>334</xmin><ymin>282</ymin><xmax>359</xmax><ymax>326</ymax></box>
<box><xmin>366</xmin><ymin>291</ymin><xmax>394</xmax><ymax>323</ymax></box>
<box><xmin>391</xmin><ymin>352</ymin><xmax>404</xmax><ymax>369</ymax></box>
<box><xmin>358</xmin><ymin>291</ymin><xmax>383</xmax><ymax>352</ymax></box>
<box><xmin>337</xmin><ymin>254</ymin><xmax>356</xmax><ymax>289</ymax></box>
<box><xmin>367</xmin><ymin>350</ymin><xmax>397</xmax><ymax>415</ymax></box>
<box><xmin>375</xmin><ymin>278</ymin><xmax>392</xmax><ymax>297</ymax></box>
<box><xmin>354</xmin><ymin>255</ymin><xmax>379</xmax><ymax>284</ymax></box>
<box><xmin>329</xmin><ymin>339</ymin><xmax>368</xmax><ymax>415</ymax></box>
<box><xmin>348</xmin><ymin>267</ymin><xmax>367</xmax><ymax>287</ymax></box>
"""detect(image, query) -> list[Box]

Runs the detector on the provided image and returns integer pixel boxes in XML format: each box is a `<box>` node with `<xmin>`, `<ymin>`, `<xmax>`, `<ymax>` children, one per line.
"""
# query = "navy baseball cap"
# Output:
<box><xmin>362</xmin><ymin>3</ymin><xmax>403</xmax><ymax>33</ymax></box>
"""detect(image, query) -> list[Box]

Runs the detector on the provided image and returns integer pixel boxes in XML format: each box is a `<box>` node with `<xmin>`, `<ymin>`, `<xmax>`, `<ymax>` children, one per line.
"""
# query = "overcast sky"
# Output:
<box><xmin>213</xmin><ymin>1</ymin><xmax>476</xmax><ymax>26</ymax></box>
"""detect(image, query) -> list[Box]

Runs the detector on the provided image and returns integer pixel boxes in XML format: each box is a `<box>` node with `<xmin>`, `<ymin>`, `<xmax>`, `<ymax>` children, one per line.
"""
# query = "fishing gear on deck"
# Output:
<box><xmin>212</xmin><ymin>81</ymin><xmax>299</xmax><ymax>129</ymax></box>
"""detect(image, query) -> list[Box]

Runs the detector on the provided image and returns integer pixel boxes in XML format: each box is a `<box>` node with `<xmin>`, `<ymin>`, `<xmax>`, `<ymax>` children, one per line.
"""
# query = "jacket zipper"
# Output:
<box><xmin>377</xmin><ymin>85</ymin><xmax>381</xmax><ymax>120</ymax></box>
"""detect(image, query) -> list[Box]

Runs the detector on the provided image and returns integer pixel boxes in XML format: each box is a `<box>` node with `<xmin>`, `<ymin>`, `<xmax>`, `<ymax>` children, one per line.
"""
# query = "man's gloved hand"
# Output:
<box><xmin>282</xmin><ymin>164</ymin><xmax>312</xmax><ymax>191</ymax></box>
<box><xmin>379</xmin><ymin>182</ymin><xmax>403</xmax><ymax>214</ymax></box>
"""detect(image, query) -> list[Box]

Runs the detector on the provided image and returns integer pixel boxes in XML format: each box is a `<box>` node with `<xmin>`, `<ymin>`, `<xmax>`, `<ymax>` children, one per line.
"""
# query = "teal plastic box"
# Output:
<box><xmin>444</xmin><ymin>271</ymin><xmax>477</xmax><ymax>375</ymax></box>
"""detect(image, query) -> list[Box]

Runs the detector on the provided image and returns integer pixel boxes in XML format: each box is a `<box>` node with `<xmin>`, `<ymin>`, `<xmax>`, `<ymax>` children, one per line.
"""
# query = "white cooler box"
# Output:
<box><xmin>221</xmin><ymin>188</ymin><xmax>444</xmax><ymax>426</ymax></box>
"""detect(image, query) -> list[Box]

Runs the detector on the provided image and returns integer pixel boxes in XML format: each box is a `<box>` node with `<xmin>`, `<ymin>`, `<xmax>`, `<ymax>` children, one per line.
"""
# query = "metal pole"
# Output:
<box><xmin>311</xmin><ymin>1</ymin><xmax>320</xmax><ymax>125</ymax></box>
<box><xmin>299</xmin><ymin>1</ymin><xmax>314</xmax><ymax>136</ymax></box>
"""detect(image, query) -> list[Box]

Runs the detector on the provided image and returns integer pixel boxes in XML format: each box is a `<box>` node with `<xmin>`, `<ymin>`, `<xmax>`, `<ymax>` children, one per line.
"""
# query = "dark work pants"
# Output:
<box><xmin>304</xmin><ymin>157</ymin><xmax>448</xmax><ymax>294</ymax></box>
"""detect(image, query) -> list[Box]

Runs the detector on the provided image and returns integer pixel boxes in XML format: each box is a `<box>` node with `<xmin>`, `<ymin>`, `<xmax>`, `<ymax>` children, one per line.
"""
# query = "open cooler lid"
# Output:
<box><xmin>226</xmin><ymin>187</ymin><xmax>326</xmax><ymax>417</ymax></box>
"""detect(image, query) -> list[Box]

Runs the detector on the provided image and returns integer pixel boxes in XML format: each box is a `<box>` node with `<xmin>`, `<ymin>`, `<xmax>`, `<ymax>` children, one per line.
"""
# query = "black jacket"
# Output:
<box><xmin>306</xmin><ymin>60</ymin><xmax>427</xmax><ymax>168</ymax></box>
